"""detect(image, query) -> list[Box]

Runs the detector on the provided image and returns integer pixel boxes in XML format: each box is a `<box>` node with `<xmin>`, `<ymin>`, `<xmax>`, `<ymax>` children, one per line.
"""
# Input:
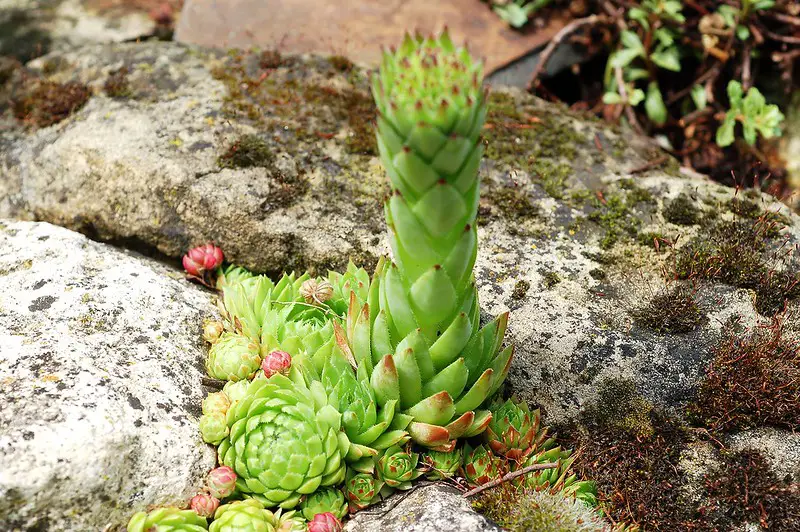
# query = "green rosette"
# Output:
<box><xmin>127</xmin><ymin>508</ymin><xmax>208</xmax><ymax>532</ymax></box>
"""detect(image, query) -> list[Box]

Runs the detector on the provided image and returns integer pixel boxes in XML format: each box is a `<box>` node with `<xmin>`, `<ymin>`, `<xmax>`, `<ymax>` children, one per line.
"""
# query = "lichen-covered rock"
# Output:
<box><xmin>0</xmin><ymin>0</ymin><xmax>158</xmax><ymax>63</ymax></box>
<box><xmin>1</xmin><ymin>41</ymin><xmax>799</xmax><ymax>431</ymax></box>
<box><xmin>0</xmin><ymin>220</ymin><xmax>217</xmax><ymax>531</ymax></box>
<box><xmin>344</xmin><ymin>483</ymin><xmax>501</xmax><ymax>532</ymax></box>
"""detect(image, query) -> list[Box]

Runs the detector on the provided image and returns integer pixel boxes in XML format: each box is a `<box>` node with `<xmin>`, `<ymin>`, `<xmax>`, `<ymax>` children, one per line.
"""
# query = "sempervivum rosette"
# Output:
<box><xmin>298</xmin><ymin>488</ymin><xmax>348</xmax><ymax>521</ymax></box>
<box><xmin>216</xmin><ymin>370</ymin><xmax>348</xmax><ymax>509</ymax></box>
<box><xmin>375</xmin><ymin>445</ymin><xmax>422</xmax><ymax>490</ymax></box>
<box><xmin>209</xmin><ymin>499</ymin><xmax>275</xmax><ymax>532</ymax></box>
<box><xmin>127</xmin><ymin>508</ymin><xmax>208</xmax><ymax>532</ymax></box>
<box><xmin>343</xmin><ymin>30</ymin><xmax>514</xmax><ymax>450</ymax></box>
<box><xmin>485</xmin><ymin>398</ymin><xmax>551</xmax><ymax>462</ymax></box>
<box><xmin>206</xmin><ymin>331</ymin><xmax>261</xmax><ymax>382</ymax></box>
<box><xmin>421</xmin><ymin>447</ymin><xmax>463</xmax><ymax>480</ymax></box>
<box><xmin>519</xmin><ymin>446</ymin><xmax>598</xmax><ymax>507</ymax></box>
<box><xmin>462</xmin><ymin>443</ymin><xmax>504</xmax><ymax>486</ymax></box>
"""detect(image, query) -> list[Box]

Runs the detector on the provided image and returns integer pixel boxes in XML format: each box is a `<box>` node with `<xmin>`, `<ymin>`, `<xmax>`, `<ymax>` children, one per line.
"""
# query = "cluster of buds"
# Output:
<box><xmin>182</xmin><ymin>243</ymin><xmax>224</xmax><ymax>288</ymax></box>
<box><xmin>262</xmin><ymin>350</ymin><xmax>292</xmax><ymax>378</ymax></box>
<box><xmin>307</xmin><ymin>512</ymin><xmax>343</xmax><ymax>532</ymax></box>
<box><xmin>190</xmin><ymin>493</ymin><xmax>219</xmax><ymax>517</ymax></box>
<box><xmin>189</xmin><ymin>466</ymin><xmax>238</xmax><ymax>518</ymax></box>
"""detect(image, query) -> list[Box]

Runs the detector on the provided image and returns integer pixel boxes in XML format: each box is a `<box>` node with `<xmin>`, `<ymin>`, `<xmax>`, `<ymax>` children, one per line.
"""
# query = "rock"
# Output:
<box><xmin>344</xmin><ymin>483</ymin><xmax>501</xmax><ymax>532</ymax></box>
<box><xmin>175</xmin><ymin>0</ymin><xmax>568</xmax><ymax>74</ymax></box>
<box><xmin>0</xmin><ymin>0</ymin><xmax>159</xmax><ymax>63</ymax></box>
<box><xmin>2</xmin><ymin>41</ymin><xmax>799</xmax><ymax>429</ymax></box>
<box><xmin>0</xmin><ymin>220</ymin><xmax>217</xmax><ymax>531</ymax></box>
<box><xmin>727</xmin><ymin>429</ymin><xmax>800</xmax><ymax>482</ymax></box>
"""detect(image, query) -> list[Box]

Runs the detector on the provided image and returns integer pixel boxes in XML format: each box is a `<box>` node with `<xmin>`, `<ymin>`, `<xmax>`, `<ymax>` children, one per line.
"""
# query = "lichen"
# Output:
<box><xmin>511</xmin><ymin>280</ymin><xmax>530</xmax><ymax>300</ymax></box>
<box><xmin>542</xmin><ymin>272</ymin><xmax>561</xmax><ymax>289</ymax></box>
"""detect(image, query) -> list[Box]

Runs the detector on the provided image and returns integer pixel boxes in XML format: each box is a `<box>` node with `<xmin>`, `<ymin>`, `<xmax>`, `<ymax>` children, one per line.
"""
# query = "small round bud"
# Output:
<box><xmin>261</xmin><ymin>350</ymin><xmax>292</xmax><ymax>378</ymax></box>
<box><xmin>207</xmin><ymin>466</ymin><xmax>238</xmax><ymax>499</ymax></box>
<box><xmin>183</xmin><ymin>243</ymin><xmax>224</xmax><ymax>277</ymax></box>
<box><xmin>190</xmin><ymin>493</ymin><xmax>219</xmax><ymax>517</ymax></box>
<box><xmin>307</xmin><ymin>512</ymin><xmax>343</xmax><ymax>532</ymax></box>
<box><xmin>300</xmin><ymin>278</ymin><xmax>334</xmax><ymax>305</ymax></box>
<box><xmin>201</xmin><ymin>391</ymin><xmax>231</xmax><ymax>416</ymax></box>
<box><xmin>202</xmin><ymin>320</ymin><xmax>225</xmax><ymax>344</ymax></box>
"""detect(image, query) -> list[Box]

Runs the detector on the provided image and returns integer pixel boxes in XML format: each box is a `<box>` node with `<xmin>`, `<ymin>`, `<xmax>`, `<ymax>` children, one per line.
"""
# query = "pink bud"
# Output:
<box><xmin>307</xmin><ymin>512</ymin><xmax>343</xmax><ymax>532</ymax></box>
<box><xmin>207</xmin><ymin>466</ymin><xmax>237</xmax><ymax>499</ymax></box>
<box><xmin>190</xmin><ymin>493</ymin><xmax>219</xmax><ymax>517</ymax></box>
<box><xmin>183</xmin><ymin>243</ymin><xmax>224</xmax><ymax>277</ymax></box>
<box><xmin>262</xmin><ymin>350</ymin><xmax>292</xmax><ymax>378</ymax></box>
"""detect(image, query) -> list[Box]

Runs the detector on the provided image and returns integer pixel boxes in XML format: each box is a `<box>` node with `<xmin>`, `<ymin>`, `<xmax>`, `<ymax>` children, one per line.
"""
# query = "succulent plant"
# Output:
<box><xmin>375</xmin><ymin>445</ymin><xmax>422</xmax><ymax>490</ymax></box>
<box><xmin>202</xmin><ymin>392</ymin><xmax>231</xmax><ymax>417</ymax></box>
<box><xmin>222</xmin><ymin>379</ymin><xmax>250</xmax><ymax>405</ymax></box>
<box><xmin>199</xmin><ymin>411</ymin><xmax>229</xmax><ymax>445</ymax></box>
<box><xmin>519</xmin><ymin>447</ymin><xmax>598</xmax><ymax>507</ymax></box>
<box><xmin>307</xmin><ymin>512</ymin><xmax>344</xmax><ymax>532</ymax></box>
<box><xmin>421</xmin><ymin>447</ymin><xmax>463</xmax><ymax>480</ymax></box>
<box><xmin>314</xmin><ymin>345</ymin><xmax>410</xmax><ymax>469</ymax></box>
<box><xmin>342</xmin><ymin>30</ymin><xmax>513</xmax><ymax>449</ymax></box>
<box><xmin>209</xmin><ymin>499</ymin><xmax>275</xmax><ymax>532</ymax></box>
<box><xmin>344</xmin><ymin>469</ymin><xmax>384</xmax><ymax>513</ymax></box>
<box><xmin>462</xmin><ymin>443</ymin><xmax>504</xmax><ymax>486</ymax></box>
<box><xmin>127</xmin><ymin>508</ymin><xmax>209</xmax><ymax>532</ymax></box>
<box><xmin>262</xmin><ymin>349</ymin><xmax>293</xmax><ymax>378</ymax></box>
<box><xmin>216</xmin><ymin>373</ymin><xmax>348</xmax><ymax>509</ymax></box>
<box><xmin>203</xmin><ymin>320</ymin><xmax>225</xmax><ymax>344</ymax></box>
<box><xmin>270</xmin><ymin>508</ymin><xmax>307</xmax><ymax>531</ymax></box>
<box><xmin>206</xmin><ymin>331</ymin><xmax>262</xmax><ymax>382</ymax></box>
<box><xmin>183</xmin><ymin>243</ymin><xmax>224</xmax><ymax>281</ymax></box>
<box><xmin>485</xmin><ymin>398</ymin><xmax>550</xmax><ymax>462</ymax></box>
<box><xmin>191</xmin><ymin>493</ymin><xmax>220</xmax><ymax>518</ymax></box>
<box><xmin>208</xmin><ymin>466</ymin><xmax>238</xmax><ymax>499</ymax></box>
<box><xmin>298</xmin><ymin>488</ymin><xmax>348</xmax><ymax>521</ymax></box>
<box><xmin>326</xmin><ymin>261</ymin><xmax>371</xmax><ymax>316</ymax></box>
<box><xmin>216</xmin><ymin>265</ymin><xmax>255</xmax><ymax>290</ymax></box>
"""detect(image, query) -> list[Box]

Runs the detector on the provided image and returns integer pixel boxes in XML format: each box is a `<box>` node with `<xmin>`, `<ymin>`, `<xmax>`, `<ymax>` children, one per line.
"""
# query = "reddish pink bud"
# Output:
<box><xmin>190</xmin><ymin>493</ymin><xmax>219</xmax><ymax>517</ymax></box>
<box><xmin>262</xmin><ymin>350</ymin><xmax>292</xmax><ymax>378</ymax></box>
<box><xmin>183</xmin><ymin>243</ymin><xmax>224</xmax><ymax>277</ymax></box>
<box><xmin>207</xmin><ymin>466</ymin><xmax>237</xmax><ymax>499</ymax></box>
<box><xmin>307</xmin><ymin>512</ymin><xmax>343</xmax><ymax>532</ymax></box>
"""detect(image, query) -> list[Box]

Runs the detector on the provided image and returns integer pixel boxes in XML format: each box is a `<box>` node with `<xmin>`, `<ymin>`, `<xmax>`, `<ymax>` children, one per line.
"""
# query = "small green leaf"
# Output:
<box><xmin>743</xmin><ymin>123</ymin><xmax>757</xmax><ymax>145</ymax></box>
<box><xmin>690</xmin><ymin>84</ymin><xmax>707</xmax><ymax>110</ymax></box>
<box><xmin>626</xmin><ymin>68</ymin><xmax>650</xmax><ymax>81</ymax></box>
<box><xmin>651</xmin><ymin>46</ymin><xmax>681</xmax><ymax>71</ymax></box>
<box><xmin>628</xmin><ymin>7</ymin><xmax>649</xmax><ymax>31</ymax></box>
<box><xmin>736</xmin><ymin>25</ymin><xmax>750</xmax><ymax>41</ymax></box>
<box><xmin>727</xmin><ymin>81</ymin><xmax>743</xmax><ymax>108</ymax></box>
<box><xmin>645</xmin><ymin>82</ymin><xmax>668</xmax><ymax>125</ymax></box>
<box><xmin>611</xmin><ymin>48</ymin><xmax>643</xmax><ymax>69</ymax></box>
<box><xmin>602</xmin><ymin>92</ymin><xmax>623</xmax><ymax>105</ymax></box>
<box><xmin>620</xmin><ymin>30</ymin><xmax>645</xmax><ymax>53</ymax></box>
<box><xmin>718</xmin><ymin>5</ymin><xmax>737</xmax><ymax>28</ymax></box>
<box><xmin>629</xmin><ymin>88</ymin><xmax>645</xmax><ymax>106</ymax></box>
<box><xmin>716</xmin><ymin>114</ymin><xmax>736</xmax><ymax>147</ymax></box>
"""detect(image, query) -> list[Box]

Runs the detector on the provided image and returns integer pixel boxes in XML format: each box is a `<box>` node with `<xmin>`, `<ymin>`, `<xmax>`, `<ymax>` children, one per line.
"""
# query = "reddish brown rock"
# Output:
<box><xmin>174</xmin><ymin>0</ymin><xmax>568</xmax><ymax>73</ymax></box>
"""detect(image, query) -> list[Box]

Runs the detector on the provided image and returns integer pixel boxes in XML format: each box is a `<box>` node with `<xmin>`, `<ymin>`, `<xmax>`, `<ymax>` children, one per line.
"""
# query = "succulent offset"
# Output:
<box><xmin>485</xmin><ymin>398</ymin><xmax>550</xmax><ymax>462</ymax></box>
<box><xmin>217</xmin><ymin>372</ymin><xmax>347</xmax><ymax>509</ymax></box>
<box><xmin>421</xmin><ymin>447</ymin><xmax>463</xmax><ymax>480</ymax></box>
<box><xmin>299</xmin><ymin>487</ymin><xmax>348</xmax><ymax>521</ymax></box>
<box><xmin>376</xmin><ymin>445</ymin><xmax>422</xmax><ymax>489</ymax></box>
<box><xmin>463</xmin><ymin>443</ymin><xmax>505</xmax><ymax>486</ymax></box>
<box><xmin>341</xmin><ymin>30</ymin><xmax>513</xmax><ymax>449</ymax></box>
<box><xmin>344</xmin><ymin>469</ymin><xmax>384</xmax><ymax>513</ymax></box>
<box><xmin>209</xmin><ymin>500</ymin><xmax>275</xmax><ymax>532</ymax></box>
<box><xmin>127</xmin><ymin>508</ymin><xmax>209</xmax><ymax>532</ymax></box>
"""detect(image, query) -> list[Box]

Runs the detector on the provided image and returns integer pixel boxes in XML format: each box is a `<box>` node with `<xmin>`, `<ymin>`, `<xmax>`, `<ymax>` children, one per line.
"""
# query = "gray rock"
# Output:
<box><xmin>0</xmin><ymin>220</ymin><xmax>217</xmax><ymax>531</ymax></box>
<box><xmin>1</xmin><ymin>41</ymin><xmax>799</xmax><ymax>430</ymax></box>
<box><xmin>344</xmin><ymin>483</ymin><xmax>501</xmax><ymax>532</ymax></box>
<box><xmin>0</xmin><ymin>0</ymin><xmax>156</xmax><ymax>62</ymax></box>
<box><xmin>727</xmin><ymin>429</ymin><xmax>800</xmax><ymax>482</ymax></box>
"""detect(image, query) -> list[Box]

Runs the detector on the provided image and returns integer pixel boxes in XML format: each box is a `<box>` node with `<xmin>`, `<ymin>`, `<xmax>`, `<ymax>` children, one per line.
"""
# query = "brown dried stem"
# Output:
<box><xmin>462</xmin><ymin>462</ymin><xmax>559</xmax><ymax>498</ymax></box>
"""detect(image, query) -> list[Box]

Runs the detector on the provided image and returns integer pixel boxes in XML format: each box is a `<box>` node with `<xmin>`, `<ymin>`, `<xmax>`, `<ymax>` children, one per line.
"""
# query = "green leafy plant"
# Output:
<box><xmin>491</xmin><ymin>0</ymin><xmax>553</xmax><ymax>28</ymax></box>
<box><xmin>718</xmin><ymin>0</ymin><xmax>775</xmax><ymax>41</ymax></box>
<box><xmin>716</xmin><ymin>81</ymin><xmax>784</xmax><ymax>147</ymax></box>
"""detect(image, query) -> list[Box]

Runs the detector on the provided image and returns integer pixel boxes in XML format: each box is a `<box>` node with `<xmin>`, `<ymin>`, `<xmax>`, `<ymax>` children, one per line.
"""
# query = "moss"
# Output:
<box><xmin>511</xmin><ymin>280</ymin><xmax>530</xmax><ymax>300</ymax></box>
<box><xmin>587</xmin><ymin>195</ymin><xmax>641</xmax><ymax>250</ymax></box>
<box><xmin>588</xmin><ymin>268</ymin><xmax>606</xmax><ymax>280</ymax></box>
<box><xmin>12</xmin><ymin>79</ymin><xmax>90</xmax><ymax>128</ymax></box>
<box><xmin>687</xmin><ymin>319</ymin><xmax>800</xmax><ymax>432</ymax></box>
<box><xmin>530</xmin><ymin>159</ymin><xmax>571</xmax><ymax>200</ymax></box>
<box><xmin>328</xmin><ymin>55</ymin><xmax>354</xmax><ymax>72</ymax></box>
<box><xmin>637</xmin><ymin>231</ymin><xmax>669</xmax><ymax>249</ymax></box>
<box><xmin>218</xmin><ymin>135</ymin><xmax>274</xmax><ymax>169</ymax></box>
<box><xmin>582</xmin><ymin>378</ymin><xmax>654</xmax><ymax>438</ymax></box>
<box><xmin>728</xmin><ymin>196</ymin><xmax>761</xmax><ymax>219</ymax></box>
<box><xmin>259</xmin><ymin>49</ymin><xmax>283</xmax><ymax>69</ymax></box>
<box><xmin>103</xmin><ymin>66</ymin><xmax>132</xmax><ymax>98</ymax></box>
<box><xmin>473</xmin><ymin>486</ymin><xmax>608</xmax><ymax>532</ymax></box>
<box><xmin>664</xmin><ymin>194</ymin><xmax>700</xmax><ymax>226</ymax></box>
<box><xmin>481</xmin><ymin>185</ymin><xmax>540</xmax><ymax>224</ymax></box>
<box><xmin>675</xmin><ymin>218</ymin><xmax>798</xmax><ymax>317</ymax></box>
<box><xmin>542</xmin><ymin>271</ymin><xmax>561</xmax><ymax>289</ymax></box>
<box><xmin>631</xmin><ymin>284</ymin><xmax>707</xmax><ymax>334</ymax></box>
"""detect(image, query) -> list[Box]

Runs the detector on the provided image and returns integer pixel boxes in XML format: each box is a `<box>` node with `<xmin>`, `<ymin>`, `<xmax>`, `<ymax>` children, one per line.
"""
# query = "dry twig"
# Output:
<box><xmin>462</xmin><ymin>462</ymin><xmax>559</xmax><ymax>498</ymax></box>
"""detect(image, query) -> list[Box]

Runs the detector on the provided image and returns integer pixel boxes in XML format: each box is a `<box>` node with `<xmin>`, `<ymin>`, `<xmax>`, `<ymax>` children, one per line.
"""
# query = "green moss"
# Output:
<box><xmin>637</xmin><ymin>231</ymin><xmax>668</xmax><ymax>249</ymax></box>
<box><xmin>530</xmin><ymin>159</ymin><xmax>571</xmax><ymax>200</ymax></box>
<box><xmin>511</xmin><ymin>280</ymin><xmax>530</xmax><ymax>300</ymax></box>
<box><xmin>481</xmin><ymin>185</ymin><xmax>540</xmax><ymax>223</ymax></box>
<box><xmin>675</xmin><ymin>218</ymin><xmax>798</xmax><ymax>317</ymax></box>
<box><xmin>588</xmin><ymin>268</ymin><xmax>606</xmax><ymax>280</ymax></box>
<box><xmin>664</xmin><ymin>194</ymin><xmax>700</xmax><ymax>225</ymax></box>
<box><xmin>631</xmin><ymin>284</ymin><xmax>707</xmax><ymax>334</ymax></box>
<box><xmin>588</xmin><ymin>195</ymin><xmax>641</xmax><ymax>250</ymax></box>
<box><xmin>581</xmin><ymin>378</ymin><xmax>654</xmax><ymax>438</ymax></box>
<box><xmin>218</xmin><ymin>135</ymin><xmax>274</xmax><ymax>169</ymax></box>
